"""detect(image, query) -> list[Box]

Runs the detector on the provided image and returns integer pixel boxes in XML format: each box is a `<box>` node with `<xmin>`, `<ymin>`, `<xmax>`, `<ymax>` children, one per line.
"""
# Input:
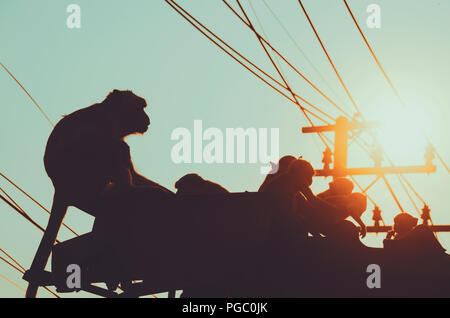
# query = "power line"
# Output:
<box><xmin>165</xmin><ymin>0</ymin><xmax>384</xmax><ymax>205</ymax></box>
<box><xmin>260</xmin><ymin>0</ymin><xmax>348</xmax><ymax>110</ymax></box>
<box><xmin>0</xmin><ymin>188</ymin><xmax>47</xmax><ymax>234</ymax></box>
<box><xmin>342</xmin><ymin>0</ymin><xmax>449</xmax><ymax>173</ymax></box>
<box><xmin>0</xmin><ymin>62</ymin><xmax>54</xmax><ymax>127</ymax></box>
<box><xmin>0</xmin><ymin>172</ymin><xmax>79</xmax><ymax>236</ymax></box>
<box><xmin>297</xmin><ymin>0</ymin><xmax>361</xmax><ymax>117</ymax></box>
<box><xmin>0</xmin><ymin>272</ymin><xmax>26</xmax><ymax>293</ymax></box>
<box><xmin>0</xmin><ymin>248</ymin><xmax>26</xmax><ymax>272</ymax></box>
<box><xmin>222</xmin><ymin>0</ymin><xmax>350</xmax><ymax>120</ymax></box>
<box><xmin>382</xmin><ymin>175</ymin><xmax>404</xmax><ymax>213</ymax></box>
<box><xmin>349</xmin><ymin>176</ymin><xmax>376</xmax><ymax>206</ymax></box>
<box><xmin>235</xmin><ymin>0</ymin><xmax>330</xmax><ymax>147</ymax></box>
<box><xmin>246</xmin><ymin>0</ymin><xmax>331</xmax><ymax>154</ymax></box>
<box><xmin>0</xmin><ymin>255</ymin><xmax>25</xmax><ymax>274</ymax></box>
<box><xmin>341</xmin><ymin>0</ymin><xmax>402</xmax><ymax>105</ymax></box>
<box><xmin>396</xmin><ymin>175</ymin><xmax>420</xmax><ymax>216</ymax></box>
<box><xmin>165</xmin><ymin>0</ymin><xmax>332</xmax><ymax>125</ymax></box>
<box><xmin>0</xmin><ymin>250</ymin><xmax>60</xmax><ymax>298</ymax></box>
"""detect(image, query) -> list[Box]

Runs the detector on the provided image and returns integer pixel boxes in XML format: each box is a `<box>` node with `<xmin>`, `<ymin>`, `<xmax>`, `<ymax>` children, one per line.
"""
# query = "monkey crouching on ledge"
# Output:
<box><xmin>44</xmin><ymin>89</ymin><xmax>173</xmax><ymax>217</ymax></box>
<box><xmin>25</xmin><ymin>89</ymin><xmax>175</xmax><ymax>296</ymax></box>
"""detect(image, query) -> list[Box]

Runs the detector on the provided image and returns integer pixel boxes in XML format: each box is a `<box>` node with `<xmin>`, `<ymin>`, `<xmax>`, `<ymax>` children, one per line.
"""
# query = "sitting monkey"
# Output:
<box><xmin>306</xmin><ymin>192</ymin><xmax>368</xmax><ymax>238</ymax></box>
<box><xmin>260</xmin><ymin>158</ymin><xmax>317</xmax><ymax>242</ymax></box>
<box><xmin>44</xmin><ymin>89</ymin><xmax>172</xmax><ymax>216</ymax></box>
<box><xmin>385</xmin><ymin>212</ymin><xmax>418</xmax><ymax>240</ymax></box>
<box><xmin>26</xmin><ymin>89</ymin><xmax>173</xmax><ymax>296</ymax></box>
<box><xmin>260</xmin><ymin>158</ymin><xmax>315</xmax><ymax>203</ymax></box>
<box><xmin>384</xmin><ymin>212</ymin><xmax>446</xmax><ymax>256</ymax></box>
<box><xmin>317</xmin><ymin>177</ymin><xmax>354</xmax><ymax>199</ymax></box>
<box><xmin>258</xmin><ymin>155</ymin><xmax>296</xmax><ymax>192</ymax></box>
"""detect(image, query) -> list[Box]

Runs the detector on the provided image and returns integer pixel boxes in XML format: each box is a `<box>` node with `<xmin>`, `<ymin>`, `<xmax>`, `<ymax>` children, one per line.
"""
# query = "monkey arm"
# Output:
<box><xmin>129</xmin><ymin>166</ymin><xmax>173</xmax><ymax>193</ymax></box>
<box><xmin>351</xmin><ymin>215</ymin><xmax>367</xmax><ymax>238</ymax></box>
<box><xmin>302</xmin><ymin>187</ymin><xmax>342</xmax><ymax>215</ymax></box>
<box><xmin>115</xmin><ymin>142</ymin><xmax>172</xmax><ymax>192</ymax></box>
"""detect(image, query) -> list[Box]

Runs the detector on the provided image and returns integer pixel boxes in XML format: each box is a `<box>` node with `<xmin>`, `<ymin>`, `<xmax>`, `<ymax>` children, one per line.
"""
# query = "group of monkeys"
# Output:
<box><xmin>44</xmin><ymin>89</ymin><xmax>440</xmax><ymax>246</ymax></box>
<box><xmin>175</xmin><ymin>155</ymin><xmax>446</xmax><ymax>255</ymax></box>
<box><xmin>175</xmin><ymin>155</ymin><xmax>369</xmax><ymax>239</ymax></box>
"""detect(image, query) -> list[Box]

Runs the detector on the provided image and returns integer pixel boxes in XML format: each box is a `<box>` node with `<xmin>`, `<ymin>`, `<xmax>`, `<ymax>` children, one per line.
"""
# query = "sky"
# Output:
<box><xmin>0</xmin><ymin>0</ymin><xmax>449</xmax><ymax>297</ymax></box>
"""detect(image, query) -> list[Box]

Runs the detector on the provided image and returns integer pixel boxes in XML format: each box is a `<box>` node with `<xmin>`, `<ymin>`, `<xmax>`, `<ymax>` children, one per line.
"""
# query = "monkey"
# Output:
<box><xmin>261</xmin><ymin>159</ymin><xmax>315</xmax><ymax>199</ymax></box>
<box><xmin>259</xmin><ymin>158</ymin><xmax>317</xmax><ymax>242</ymax></box>
<box><xmin>260</xmin><ymin>159</ymin><xmax>367</xmax><ymax>239</ymax></box>
<box><xmin>260</xmin><ymin>159</ymin><xmax>315</xmax><ymax>218</ymax></box>
<box><xmin>26</xmin><ymin>89</ymin><xmax>174</xmax><ymax>296</ymax></box>
<box><xmin>258</xmin><ymin>155</ymin><xmax>297</xmax><ymax>192</ymax></box>
<box><xmin>44</xmin><ymin>89</ymin><xmax>172</xmax><ymax>216</ymax></box>
<box><xmin>175</xmin><ymin>173</ymin><xmax>229</xmax><ymax>195</ymax></box>
<box><xmin>326</xmin><ymin>192</ymin><xmax>368</xmax><ymax>238</ymax></box>
<box><xmin>384</xmin><ymin>212</ymin><xmax>446</xmax><ymax>256</ymax></box>
<box><xmin>317</xmin><ymin>177</ymin><xmax>354</xmax><ymax>199</ymax></box>
<box><xmin>304</xmin><ymin>191</ymin><xmax>368</xmax><ymax>238</ymax></box>
<box><xmin>385</xmin><ymin>213</ymin><xmax>418</xmax><ymax>240</ymax></box>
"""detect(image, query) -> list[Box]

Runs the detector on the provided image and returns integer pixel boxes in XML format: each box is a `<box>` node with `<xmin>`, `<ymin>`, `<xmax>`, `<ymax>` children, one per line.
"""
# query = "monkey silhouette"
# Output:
<box><xmin>317</xmin><ymin>177</ymin><xmax>354</xmax><ymax>199</ymax></box>
<box><xmin>259</xmin><ymin>159</ymin><xmax>315</xmax><ymax>243</ymax></box>
<box><xmin>384</xmin><ymin>212</ymin><xmax>446</xmax><ymax>257</ymax></box>
<box><xmin>175</xmin><ymin>173</ymin><xmax>229</xmax><ymax>195</ymax></box>
<box><xmin>44</xmin><ymin>89</ymin><xmax>172</xmax><ymax>215</ymax></box>
<box><xmin>258</xmin><ymin>155</ymin><xmax>296</xmax><ymax>192</ymax></box>
<box><xmin>25</xmin><ymin>90</ymin><xmax>173</xmax><ymax>296</ymax></box>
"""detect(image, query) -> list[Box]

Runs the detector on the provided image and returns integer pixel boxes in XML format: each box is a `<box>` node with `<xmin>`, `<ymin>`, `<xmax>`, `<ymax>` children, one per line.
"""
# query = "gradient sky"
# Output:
<box><xmin>1</xmin><ymin>0</ymin><xmax>449</xmax><ymax>297</ymax></box>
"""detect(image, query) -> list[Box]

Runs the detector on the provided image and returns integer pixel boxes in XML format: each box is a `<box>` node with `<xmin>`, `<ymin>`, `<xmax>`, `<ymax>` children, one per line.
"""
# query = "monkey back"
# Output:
<box><xmin>44</xmin><ymin>105</ymin><xmax>131</xmax><ymax>215</ymax></box>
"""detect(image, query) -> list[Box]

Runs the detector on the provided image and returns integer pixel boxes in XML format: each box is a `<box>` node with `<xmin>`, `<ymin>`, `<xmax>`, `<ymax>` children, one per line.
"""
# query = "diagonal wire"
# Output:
<box><xmin>381</xmin><ymin>175</ymin><xmax>404</xmax><ymax>213</ymax></box>
<box><xmin>0</xmin><ymin>252</ymin><xmax>60</xmax><ymax>297</ymax></box>
<box><xmin>297</xmin><ymin>0</ymin><xmax>361</xmax><ymax>117</ymax></box>
<box><xmin>234</xmin><ymin>0</ymin><xmax>330</xmax><ymax>147</ymax></box>
<box><xmin>222</xmin><ymin>0</ymin><xmax>348</xmax><ymax>120</ymax></box>
<box><xmin>246</xmin><ymin>0</ymin><xmax>332</xmax><ymax>154</ymax></box>
<box><xmin>0</xmin><ymin>248</ymin><xmax>26</xmax><ymax>272</ymax></box>
<box><xmin>165</xmin><ymin>0</ymin><xmax>332</xmax><ymax>125</ymax></box>
<box><xmin>0</xmin><ymin>172</ymin><xmax>79</xmax><ymax>236</ymax></box>
<box><xmin>0</xmin><ymin>188</ymin><xmax>48</xmax><ymax>234</ymax></box>
<box><xmin>261</xmin><ymin>0</ymin><xmax>348</xmax><ymax>111</ymax></box>
<box><xmin>342</xmin><ymin>0</ymin><xmax>449</xmax><ymax>173</ymax></box>
<box><xmin>0</xmin><ymin>272</ymin><xmax>26</xmax><ymax>293</ymax></box>
<box><xmin>0</xmin><ymin>62</ymin><xmax>54</xmax><ymax>127</ymax></box>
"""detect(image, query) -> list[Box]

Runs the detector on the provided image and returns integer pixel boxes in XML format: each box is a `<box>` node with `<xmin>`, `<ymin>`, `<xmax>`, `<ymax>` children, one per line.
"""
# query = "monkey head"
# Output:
<box><xmin>346</xmin><ymin>192</ymin><xmax>367</xmax><ymax>217</ymax></box>
<box><xmin>287</xmin><ymin>159</ymin><xmax>315</xmax><ymax>190</ymax></box>
<box><xmin>393</xmin><ymin>212</ymin><xmax>418</xmax><ymax>236</ymax></box>
<box><xmin>103</xmin><ymin>89</ymin><xmax>150</xmax><ymax>137</ymax></box>
<box><xmin>329</xmin><ymin>178</ymin><xmax>354</xmax><ymax>196</ymax></box>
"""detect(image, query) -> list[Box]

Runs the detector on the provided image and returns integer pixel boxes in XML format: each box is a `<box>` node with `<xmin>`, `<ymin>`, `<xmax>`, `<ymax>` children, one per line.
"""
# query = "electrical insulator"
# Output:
<box><xmin>370</xmin><ymin>142</ymin><xmax>383</xmax><ymax>167</ymax></box>
<box><xmin>372</xmin><ymin>206</ymin><xmax>383</xmax><ymax>228</ymax></box>
<box><xmin>425</xmin><ymin>143</ymin><xmax>435</xmax><ymax>167</ymax></box>
<box><xmin>322</xmin><ymin>147</ymin><xmax>332</xmax><ymax>171</ymax></box>
<box><xmin>421</xmin><ymin>204</ymin><xmax>431</xmax><ymax>225</ymax></box>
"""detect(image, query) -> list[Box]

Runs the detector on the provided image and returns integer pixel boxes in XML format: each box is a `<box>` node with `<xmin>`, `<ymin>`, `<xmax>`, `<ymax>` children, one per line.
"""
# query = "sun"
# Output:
<box><xmin>368</xmin><ymin>105</ymin><xmax>433</xmax><ymax>165</ymax></box>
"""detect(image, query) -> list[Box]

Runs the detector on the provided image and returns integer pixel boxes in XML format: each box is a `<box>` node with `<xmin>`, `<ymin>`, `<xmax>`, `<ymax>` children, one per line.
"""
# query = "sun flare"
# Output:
<box><xmin>368</xmin><ymin>105</ymin><xmax>433</xmax><ymax>165</ymax></box>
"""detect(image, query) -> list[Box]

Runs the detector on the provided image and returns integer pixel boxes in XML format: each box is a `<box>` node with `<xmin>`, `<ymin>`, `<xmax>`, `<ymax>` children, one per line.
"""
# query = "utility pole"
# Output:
<box><xmin>302</xmin><ymin>116</ymin><xmax>436</xmax><ymax>178</ymax></box>
<box><xmin>301</xmin><ymin>116</ymin><xmax>449</xmax><ymax>232</ymax></box>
